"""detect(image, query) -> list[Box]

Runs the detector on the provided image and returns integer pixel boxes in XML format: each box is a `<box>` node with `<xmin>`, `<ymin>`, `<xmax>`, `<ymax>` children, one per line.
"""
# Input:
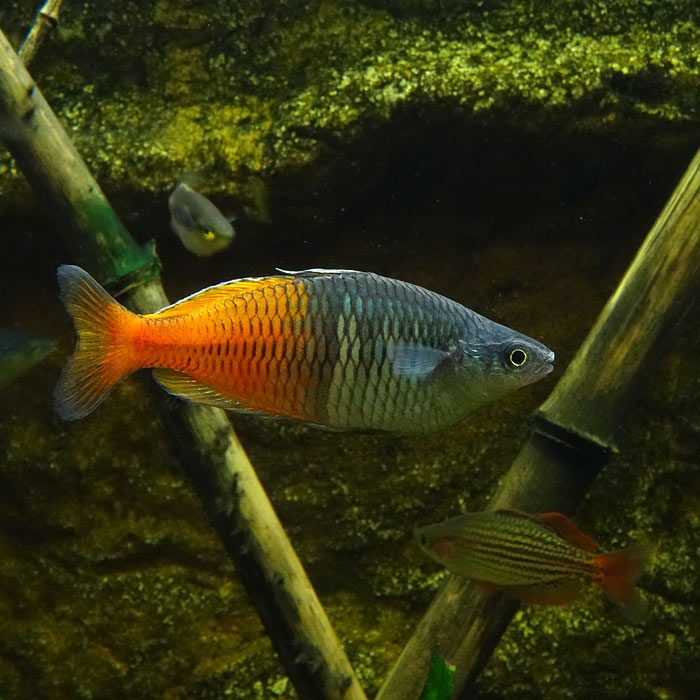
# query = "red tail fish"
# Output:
<box><xmin>54</xmin><ymin>265</ymin><xmax>554</xmax><ymax>431</ymax></box>
<box><xmin>415</xmin><ymin>509</ymin><xmax>653</xmax><ymax>621</ymax></box>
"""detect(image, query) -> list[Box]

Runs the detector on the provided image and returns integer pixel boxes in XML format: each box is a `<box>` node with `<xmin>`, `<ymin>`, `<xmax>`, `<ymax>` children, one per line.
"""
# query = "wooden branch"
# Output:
<box><xmin>377</xmin><ymin>151</ymin><xmax>700</xmax><ymax>700</ymax></box>
<box><xmin>0</xmin><ymin>26</ymin><xmax>366</xmax><ymax>700</ymax></box>
<box><xmin>1</xmin><ymin>29</ymin><xmax>152</xmax><ymax>289</ymax></box>
<box><xmin>18</xmin><ymin>0</ymin><xmax>64</xmax><ymax>65</ymax></box>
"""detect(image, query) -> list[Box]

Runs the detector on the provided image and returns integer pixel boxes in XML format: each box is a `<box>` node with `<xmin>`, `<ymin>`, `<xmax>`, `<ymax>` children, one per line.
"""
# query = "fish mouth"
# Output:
<box><xmin>539</xmin><ymin>350</ymin><xmax>555</xmax><ymax>376</ymax></box>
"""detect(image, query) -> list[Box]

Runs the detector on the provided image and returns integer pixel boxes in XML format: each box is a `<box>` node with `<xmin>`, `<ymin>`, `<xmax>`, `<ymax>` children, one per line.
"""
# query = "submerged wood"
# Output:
<box><xmin>378</xmin><ymin>151</ymin><xmax>700</xmax><ymax>700</ymax></box>
<box><xmin>18</xmin><ymin>0</ymin><xmax>64</xmax><ymax>64</ymax></box>
<box><xmin>0</xmin><ymin>27</ymin><xmax>366</xmax><ymax>700</ymax></box>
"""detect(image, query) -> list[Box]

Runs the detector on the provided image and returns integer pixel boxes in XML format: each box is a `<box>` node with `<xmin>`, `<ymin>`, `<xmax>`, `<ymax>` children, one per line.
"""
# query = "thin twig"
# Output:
<box><xmin>18</xmin><ymin>0</ymin><xmax>64</xmax><ymax>64</ymax></box>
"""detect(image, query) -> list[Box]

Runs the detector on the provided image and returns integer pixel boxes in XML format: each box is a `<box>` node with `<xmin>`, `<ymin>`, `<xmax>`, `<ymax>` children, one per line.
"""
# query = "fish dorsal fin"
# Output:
<box><xmin>275</xmin><ymin>267</ymin><xmax>362</xmax><ymax>276</ymax></box>
<box><xmin>494</xmin><ymin>509</ymin><xmax>598</xmax><ymax>552</ymax></box>
<box><xmin>146</xmin><ymin>276</ymin><xmax>292</xmax><ymax>320</ymax></box>
<box><xmin>537</xmin><ymin>512</ymin><xmax>598</xmax><ymax>551</ymax></box>
<box><xmin>152</xmin><ymin>368</ymin><xmax>245</xmax><ymax>410</ymax></box>
<box><xmin>493</xmin><ymin>508</ymin><xmax>541</xmax><ymax>523</ymax></box>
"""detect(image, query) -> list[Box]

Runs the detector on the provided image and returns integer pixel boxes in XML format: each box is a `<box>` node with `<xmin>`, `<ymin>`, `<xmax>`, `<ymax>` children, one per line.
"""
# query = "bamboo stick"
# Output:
<box><xmin>1</xmin><ymin>31</ymin><xmax>153</xmax><ymax>290</ymax></box>
<box><xmin>377</xmin><ymin>151</ymin><xmax>700</xmax><ymax>700</ymax></box>
<box><xmin>18</xmin><ymin>0</ymin><xmax>64</xmax><ymax>65</ymax></box>
<box><xmin>0</xmin><ymin>26</ymin><xmax>366</xmax><ymax>700</ymax></box>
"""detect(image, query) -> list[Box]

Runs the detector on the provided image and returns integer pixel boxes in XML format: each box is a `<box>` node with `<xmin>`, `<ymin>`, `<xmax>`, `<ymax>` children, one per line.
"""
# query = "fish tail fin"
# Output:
<box><xmin>595</xmin><ymin>539</ymin><xmax>655</xmax><ymax>623</ymax></box>
<box><xmin>54</xmin><ymin>265</ymin><xmax>142</xmax><ymax>420</ymax></box>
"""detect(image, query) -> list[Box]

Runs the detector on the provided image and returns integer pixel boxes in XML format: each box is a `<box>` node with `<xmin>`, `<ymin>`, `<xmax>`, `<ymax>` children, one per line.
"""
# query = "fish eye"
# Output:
<box><xmin>202</xmin><ymin>230</ymin><xmax>216</xmax><ymax>241</ymax></box>
<box><xmin>509</xmin><ymin>348</ymin><xmax>527</xmax><ymax>367</ymax></box>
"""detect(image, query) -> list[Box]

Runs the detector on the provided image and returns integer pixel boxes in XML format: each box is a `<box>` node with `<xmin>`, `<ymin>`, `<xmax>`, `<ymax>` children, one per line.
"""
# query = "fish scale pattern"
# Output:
<box><xmin>148</xmin><ymin>271</ymin><xmax>476</xmax><ymax>431</ymax></box>
<box><xmin>193</xmin><ymin>278</ymin><xmax>316</xmax><ymax>419</ymax></box>
<box><xmin>305</xmin><ymin>272</ymin><xmax>471</xmax><ymax>432</ymax></box>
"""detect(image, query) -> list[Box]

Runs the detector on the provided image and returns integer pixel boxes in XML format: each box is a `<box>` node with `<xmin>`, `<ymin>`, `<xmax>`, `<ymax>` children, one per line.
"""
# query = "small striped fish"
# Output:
<box><xmin>415</xmin><ymin>510</ymin><xmax>653</xmax><ymax>621</ymax></box>
<box><xmin>54</xmin><ymin>266</ymin><xmax>554</xmax><ymax>432</ymax></box>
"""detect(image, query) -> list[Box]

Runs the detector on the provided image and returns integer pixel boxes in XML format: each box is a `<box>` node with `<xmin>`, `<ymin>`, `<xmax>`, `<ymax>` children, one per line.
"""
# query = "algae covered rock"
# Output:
<box><xmin>1</xmin><ymin>0</ymin><xmax>700</xmax><ymax>201</ymax></box>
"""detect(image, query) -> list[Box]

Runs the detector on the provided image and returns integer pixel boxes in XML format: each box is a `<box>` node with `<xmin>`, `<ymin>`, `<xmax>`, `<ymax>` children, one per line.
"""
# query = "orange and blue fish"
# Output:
<box><xmin>415</xmin><ymin>509</ymin><xmax>653</xmax><ymax>621</ymax></box>
<box><xmin>54</xmin><ymin>266</ymin><xmax>554</xmax><ymax>432</ymax></box>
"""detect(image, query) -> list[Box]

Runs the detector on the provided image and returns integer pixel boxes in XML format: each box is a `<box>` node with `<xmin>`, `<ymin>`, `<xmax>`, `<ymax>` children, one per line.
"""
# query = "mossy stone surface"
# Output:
<box><xmin>1</xmin><ymin>0</ymin><xmax>700</xmax><ymax>202</ymax></box>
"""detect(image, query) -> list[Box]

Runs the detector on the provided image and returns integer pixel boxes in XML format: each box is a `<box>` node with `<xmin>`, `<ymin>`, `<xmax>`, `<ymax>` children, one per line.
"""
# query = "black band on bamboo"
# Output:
<box><xmin>532</xmin><ymin>412</ymin><xmax>616</xmax><ymax>462</ymax></box>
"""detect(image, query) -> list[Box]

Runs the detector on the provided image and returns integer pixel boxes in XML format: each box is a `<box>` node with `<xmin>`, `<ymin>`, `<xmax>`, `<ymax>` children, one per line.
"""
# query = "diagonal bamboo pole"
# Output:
<box><xmin>378</xmin><ymin>150</ymin><xmax>700</xmax><ymax>700</ymax></box>
<box><xmin>0</xmin><ymin>26</ymin><xmax>366</xmax><ymax>700</ymax></box>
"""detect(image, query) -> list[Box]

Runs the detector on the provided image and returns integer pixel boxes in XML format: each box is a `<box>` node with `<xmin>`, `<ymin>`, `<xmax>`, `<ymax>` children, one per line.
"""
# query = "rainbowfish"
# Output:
<box><xmin>54</xmin><ymin>266</ymin><xmax>554</xmax><ymax>431</ymax></box>
<box><xmin>169</xmin><ymin>182</ymin><xmax>235</xmax><ymax>256</ymax></box>
<box><xmin>415</xmin><ymin>509</ymin><xmax>653</xmax><ymax>621</ymax></box>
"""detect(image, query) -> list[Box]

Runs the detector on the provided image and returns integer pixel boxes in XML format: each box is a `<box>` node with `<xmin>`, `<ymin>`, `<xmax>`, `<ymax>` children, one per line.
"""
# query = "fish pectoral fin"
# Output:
<box><xmin>387</xmin><ymin>342</ymin><xmax>453</xmax><ymax>379</ymax></box>
<box><xmin>500</xmin><ymin>577</ymin><xmax>584</xmax><ymax>606</ymax></box>
<box><xmin>152</xmin><ymin>368</ymin><xmax>244</xmax><ymax>410</ymax></box>
<box><xmin>170</xmin><ymin>202</ymin><xmax>198</xmax><ymax>229</ymax></box>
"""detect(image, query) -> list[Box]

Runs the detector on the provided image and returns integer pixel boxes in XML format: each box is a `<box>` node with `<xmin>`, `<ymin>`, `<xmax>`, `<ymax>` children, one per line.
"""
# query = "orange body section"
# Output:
<box><xmin>53</xmin><ymin>266</ymin><xmax>331</xmax><ymax>422</ymax></box>
<box><xmin>132</xmin><ymin>278</ymin><xmax>322</xmax><ymax>418</ymax></box>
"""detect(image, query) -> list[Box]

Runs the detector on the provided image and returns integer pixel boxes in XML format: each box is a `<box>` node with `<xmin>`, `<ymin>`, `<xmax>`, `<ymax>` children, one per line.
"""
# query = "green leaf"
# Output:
<box><xmin>418</xmin><ymin>651</ymin><xmax>455</xmax><ymax>700</ymax></box>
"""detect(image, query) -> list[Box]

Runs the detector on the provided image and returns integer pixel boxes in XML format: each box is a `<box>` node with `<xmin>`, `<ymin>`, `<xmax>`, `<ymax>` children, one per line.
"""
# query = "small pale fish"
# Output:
<box><xmin>169</xmin><ymin>181</ymin><xmax>235</xmax><ymax>256</ymax></box>
<box><xmin>0</xmin><ymin>330</ymin><xmax>56</xmax><ymax>391</ymax></box>
<box><xmin>415</xmin><ymin>509</ymin><xmax>654</xmax><ymax>622</ymax></box>
<box><xmin>54</xmin><ymin>266</ymin><xmax>554</xmax><ymax>432</ymax></box>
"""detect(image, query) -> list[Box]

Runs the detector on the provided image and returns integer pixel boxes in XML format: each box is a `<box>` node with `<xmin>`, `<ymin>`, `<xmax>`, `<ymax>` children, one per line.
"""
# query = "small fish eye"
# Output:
<box><xmin>202</xmin><ymin>230</ymin><xmax>216</xmax><ymax>241</ymax></box>
<box><xmin>509</xmin><ymin>348</ymin><xmax>527</xmax><ymax>367</ymax></box>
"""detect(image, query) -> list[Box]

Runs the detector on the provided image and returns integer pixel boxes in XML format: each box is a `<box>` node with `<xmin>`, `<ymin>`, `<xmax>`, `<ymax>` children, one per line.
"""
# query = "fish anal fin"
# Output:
<box><xmin>501</xmin><ymin>577</ymin><xmax>584</xmax><ymax>606</ymax></box>
<box><xmin>538</xmin><ymin>512</ymin><xmax>598</xmax><ymax>551</ymax></box>
<box><xmin>146</xmin><ymin>276</ymin><xmax>292</xmax><ymax>320</ymax></box>
<box><xmin>152</xmin><ymin>368</ymin><xmax>244</xmax><ymax>410</ymax></box>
